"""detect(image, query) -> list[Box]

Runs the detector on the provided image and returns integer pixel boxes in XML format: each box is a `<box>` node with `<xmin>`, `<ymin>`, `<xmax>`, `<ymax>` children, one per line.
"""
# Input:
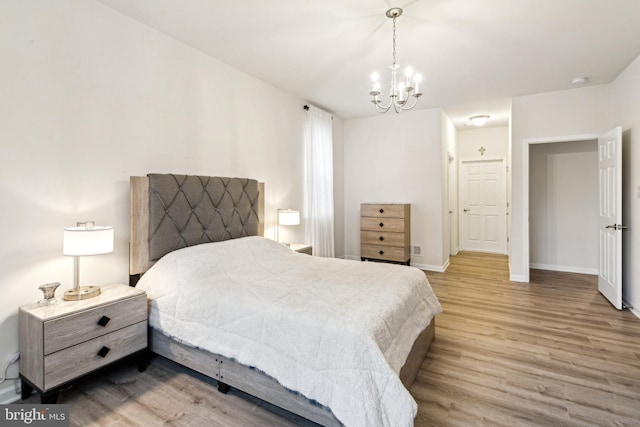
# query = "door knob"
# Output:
<box><xmin>463</xmin><ymin>209</ymin><xmax>470</xmax><ymax>213</ymax></box>
<box><xmin>606</xmin><ymin>224</ymin><xmax>629</xmax><ymax>230</ymax></box>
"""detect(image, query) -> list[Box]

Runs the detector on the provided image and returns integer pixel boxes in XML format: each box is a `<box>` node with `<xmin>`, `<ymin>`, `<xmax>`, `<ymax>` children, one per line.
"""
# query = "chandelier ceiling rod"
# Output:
<box><xmin>370</xmin><ymin>8</ymin><xmax>423</xmax><ymax>114</ymax></box>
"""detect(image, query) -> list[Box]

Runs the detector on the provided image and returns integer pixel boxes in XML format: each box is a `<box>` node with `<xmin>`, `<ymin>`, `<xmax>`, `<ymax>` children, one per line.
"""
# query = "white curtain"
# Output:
<box><xmin>303</xmin><ymin>105</ymin><xmax>335</xmax><ymax>257</ymax></box>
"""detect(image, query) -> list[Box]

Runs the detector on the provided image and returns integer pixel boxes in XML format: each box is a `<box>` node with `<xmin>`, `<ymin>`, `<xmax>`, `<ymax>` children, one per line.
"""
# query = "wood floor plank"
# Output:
<box><xmin>18</xmin><ymin>251</ymin><xmax>640</xmax><ymax>426</ymax></box>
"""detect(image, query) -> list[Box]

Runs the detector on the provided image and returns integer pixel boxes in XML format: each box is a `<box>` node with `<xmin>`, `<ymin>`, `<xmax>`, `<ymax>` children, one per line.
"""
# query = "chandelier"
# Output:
<box><xmin>370</xmin><ymin>8</ymin><xmax>422</xmax><ymax>113</ymax></box>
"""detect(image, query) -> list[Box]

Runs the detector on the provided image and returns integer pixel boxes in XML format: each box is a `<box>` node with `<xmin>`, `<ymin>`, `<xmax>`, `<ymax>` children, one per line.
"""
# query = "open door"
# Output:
<box><xmin>598</xmin><ymin>126</ymin><xmax>624</xmax><ymax>309</ymax></box>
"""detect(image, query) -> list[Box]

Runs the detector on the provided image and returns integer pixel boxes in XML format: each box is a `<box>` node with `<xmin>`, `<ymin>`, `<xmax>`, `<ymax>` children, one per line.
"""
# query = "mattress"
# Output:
<box><xmin>136</xmin><ymin>236</ymin><xmax>442</xmax><ymax>426</ymax></box>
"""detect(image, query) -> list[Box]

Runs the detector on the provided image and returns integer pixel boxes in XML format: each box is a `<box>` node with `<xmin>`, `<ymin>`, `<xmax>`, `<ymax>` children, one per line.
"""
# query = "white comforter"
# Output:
<box><xmin>137</xmin><ymin>236</ymin><xmax>441</xmax><ymax>427</ymax></box>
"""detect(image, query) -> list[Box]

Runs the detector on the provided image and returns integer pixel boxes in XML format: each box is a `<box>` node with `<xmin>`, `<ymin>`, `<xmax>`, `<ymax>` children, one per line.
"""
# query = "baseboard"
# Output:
<box><xmin>411</xmin><ymin>261</ymin><xmax>448</xmax><ymax>273</ymax></box>
<box><xmin>0</xmin><ymin>380</ymin><xmax>20</xmax><ymax>404</ymax></box>
<box><xmin>530</xmin><ymin>263</ymin><xmax>598</xmax><ymax>275</ymax></box>
<box><xmin>510</xmin><ymin>274</ymin><xmax>528</xmax><ymax>282</ymax></box>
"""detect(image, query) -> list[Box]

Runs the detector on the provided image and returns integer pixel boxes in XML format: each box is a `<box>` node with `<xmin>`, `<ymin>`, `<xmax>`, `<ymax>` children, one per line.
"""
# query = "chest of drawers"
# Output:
<box><xmin>360</xmin><ymin>203</ymin><xmax>411</xmax><ymax>265</ymax></box>
<box><xmin>19</xmin><ymin>283</ymin><xmax>147</xmax><ymax>402</ymax></box>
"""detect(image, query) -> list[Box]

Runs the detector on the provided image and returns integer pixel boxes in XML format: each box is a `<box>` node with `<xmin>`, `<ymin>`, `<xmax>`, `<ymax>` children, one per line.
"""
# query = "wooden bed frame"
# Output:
<box><xmin>129</xmin><ymin>175</ymin><xmax>435</xmax><ymax>426</ymax></box>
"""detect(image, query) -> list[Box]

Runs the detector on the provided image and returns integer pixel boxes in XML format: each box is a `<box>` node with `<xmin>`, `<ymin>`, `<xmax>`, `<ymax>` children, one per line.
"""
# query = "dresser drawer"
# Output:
<box><xmin>44</xmin><ymin>321</ymin><xmax>147</xmax><ymax>389</ymax></box>
<box><xmin>361</xmin><ymin>244</ymin><xmax>408</xmax><ymax>262</ymax></box>
<box><xmin>361</xmin><ymin>217</ymin><xmax>406</xmax><ymax>233</ymax></box>
<box><xmin>361</xmin><ymin>204</ymin><xmax>406</xmax><ymax>219</ymax></box>
<box><xmin>361</xmin><ymin>230</ymin><xmax>406</xmax><ymax>247</ymax></box>
<box><xmin>44</xmin><ymin>294</ymin><xmax>147</xmax><ymax>355</ymax></box>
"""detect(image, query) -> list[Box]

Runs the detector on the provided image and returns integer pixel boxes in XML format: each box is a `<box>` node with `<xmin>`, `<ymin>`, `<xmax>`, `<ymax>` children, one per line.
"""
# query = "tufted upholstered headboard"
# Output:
<box><xmin>129</xmin><ymin>174</ymin><xmax>264</xmax><ymax>278</ymax></box>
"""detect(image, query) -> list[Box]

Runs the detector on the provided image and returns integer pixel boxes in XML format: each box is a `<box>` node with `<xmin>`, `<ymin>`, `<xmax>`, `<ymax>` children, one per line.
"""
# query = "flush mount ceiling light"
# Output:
<box><xmin>369</xmin><ymin>8</ymin><xmax>422</xmax><ymax>113</ymax></box>
<box><xmin>571</xmin><ymin>76</ymin><xmax>587</xmax><ymax>86</ymax></box>
<box><xmin>469</xmin><ymin>115</ymin><xmax>490</xmax><ymax>127</ymax></box>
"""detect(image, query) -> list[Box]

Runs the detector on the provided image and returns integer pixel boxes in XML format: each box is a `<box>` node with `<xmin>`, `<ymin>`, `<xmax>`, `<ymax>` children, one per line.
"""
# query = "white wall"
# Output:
<box><xmin>343</xmin><ymin>109</ymin><xmax>448</xmax><ymax>271</ymax></box>
<box><xmin>529</xmin><ymin>140</ymin><xmax>598</xmax><ymax>274</ymax></box>
<box><xmin>510</xmin><ymin>85</ymin><xmax>612</xmax><ymax>281</ymax></box>
<box><xmin>611</xmin><ymin>54</ymin><xmax>640</xmax><ymax>315</ymax></box>
<box><xmin>458</xmin><ymin>126</ymin><xmax>509</xmax><ymax>160</ymax></box>
<box><xmin>0</xmin><ymin>0</ymin><xmax>322</xmax><ymax>402</ymax></box>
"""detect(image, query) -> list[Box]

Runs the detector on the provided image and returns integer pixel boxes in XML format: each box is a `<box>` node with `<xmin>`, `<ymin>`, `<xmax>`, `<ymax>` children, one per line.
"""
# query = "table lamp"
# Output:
<box><xmin>63</xmin><ymin>221</ymin><xmax>114</xmax><ymax>301</ymax></box>
<box><xmin>276</xmin><ymin>209</ymin><xmax>300</xmax><ymax>246</ymax></box>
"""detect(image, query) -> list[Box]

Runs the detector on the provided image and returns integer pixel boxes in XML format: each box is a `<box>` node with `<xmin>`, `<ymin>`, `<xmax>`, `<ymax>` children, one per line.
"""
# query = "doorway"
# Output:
<box><xmin>528</xmin><ymin>140</ymin><xmax>599</xmax><ymax>274</ymax></box>
<box><xmin>448</xmin><ymin>153</ymin><xmax>458</xmax><ymax>255</ymax></box>
<box><xmin>522</xmin><ymin>133</ymin><xmax>600</xmax><ymax>283</ymax></box>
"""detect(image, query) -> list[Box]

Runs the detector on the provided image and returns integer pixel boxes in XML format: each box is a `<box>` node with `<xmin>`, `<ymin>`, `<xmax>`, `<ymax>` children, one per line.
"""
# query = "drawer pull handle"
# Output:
<box><xmin>379</xmin><ymin>222</ymin><xmax>384</xmax><ymax>228</ymax></box>
<box><xmin>379</xmin><ymin>236</ymin><xmax>384</xmax><ymax>241</ymax></box>
<box><xmin>379</xmin><ymin>250</ymin><xmax>384</xmax><ymax>255</ymax></box>
<box><xmin>97</xmin><ymin>316</ymin><xmax>111</xmax><ymax>327</ymax></box>
<box><xmin>379</xmin><ymin>208</ymin><xmax>384</xmax><ymax>214</ymax></box>
<box><xmin>97</xmin><ymin>346</ymin><xmax>111</xmax><ymax>358</ymax></box>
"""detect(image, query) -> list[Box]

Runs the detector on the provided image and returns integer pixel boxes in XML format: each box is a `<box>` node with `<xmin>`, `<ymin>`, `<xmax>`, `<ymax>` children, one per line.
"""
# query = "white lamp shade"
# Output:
<box><xmin>63</xmin><ymin>226</ymin><xmax>114</xmax><ymax>256</ymax></box>
<box><xmin>278</xmin><ymin>210</ymin><xmax>300</xmax><ymax>226</ymax></box>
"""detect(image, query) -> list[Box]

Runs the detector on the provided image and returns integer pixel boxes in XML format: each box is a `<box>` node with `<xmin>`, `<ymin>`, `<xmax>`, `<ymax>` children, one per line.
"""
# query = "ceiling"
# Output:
<box><xmin>96</xmin><ymin>0</ymin><xmax>640</xmax><ymax>128</ymax></box>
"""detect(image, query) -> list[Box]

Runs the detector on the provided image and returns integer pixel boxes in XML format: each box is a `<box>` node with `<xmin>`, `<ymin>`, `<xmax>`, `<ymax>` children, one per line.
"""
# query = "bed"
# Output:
<box><xmin>129</xmin><ymin>174</ymin><xmax>441</xmax><ymax>426</ymax></box>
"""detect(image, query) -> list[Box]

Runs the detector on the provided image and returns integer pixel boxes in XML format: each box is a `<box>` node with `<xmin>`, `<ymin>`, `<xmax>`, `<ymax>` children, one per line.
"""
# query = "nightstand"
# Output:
<box><xmin>290</xmin><ymin>244</ymin><xmax>312</xmax><ymax>255</ymax></box>
<box><xmin>19</xmin><ymin>283</ymin><xmax>147</xmax><ymax>403</ymax></box>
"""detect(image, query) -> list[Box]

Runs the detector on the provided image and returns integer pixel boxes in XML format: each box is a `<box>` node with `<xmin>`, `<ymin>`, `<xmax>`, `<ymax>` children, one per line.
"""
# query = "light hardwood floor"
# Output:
<box><xmin>416</xmin><ymin>252</ymin><xmax>640</xmax><ymax>426</ymax></box>
<box><xmin>21</xmin><ymin>252</ymin><xmax>640</xmax><ymax>426</ymax></box>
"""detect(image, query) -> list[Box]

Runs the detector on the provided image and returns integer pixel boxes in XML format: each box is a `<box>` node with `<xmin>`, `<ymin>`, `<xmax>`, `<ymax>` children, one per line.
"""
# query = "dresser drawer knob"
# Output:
<box><xmin>97</xmin><ymin>316</ymin><xmax>111</xmax><ymax>327</ymax></box>
<box><xmin>379</xmin><ymin>222</ymin><xmax>384</xmax><ymax>227</ymax></box>
<box><xmin>97</xmin><ymin>346</ymin><xmax>111</xmax><ymax>358</ymax></box>
<box><xmin>379</xmin><ymin>208</ymin><xmax>384</xmax><ymax>214</ymax></box>
<box><xmin>379</xmin><ymin>236</ymin><xmax>384</xmax><ymax>241</ymax></box>
<box><xmin>379</xmin><ymin>250</ymin><xmax>384</xmax><ymax>255</ymax></box>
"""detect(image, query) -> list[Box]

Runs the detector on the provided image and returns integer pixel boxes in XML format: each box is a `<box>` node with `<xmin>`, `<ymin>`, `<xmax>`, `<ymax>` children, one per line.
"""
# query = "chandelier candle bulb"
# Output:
<box><xmin>414</xmin><ymin>74</ymin><xmax>422</xmax><ymax>95</ymax></box>
<box><xmin>405</xmin><ymin>67</ymin><xmax>414</xmax><ymax>90</ymax></box>
<box><xmin>370</xmin><ymin>73</ymin><xmax>381</xmax><ymax>96</ymax></box>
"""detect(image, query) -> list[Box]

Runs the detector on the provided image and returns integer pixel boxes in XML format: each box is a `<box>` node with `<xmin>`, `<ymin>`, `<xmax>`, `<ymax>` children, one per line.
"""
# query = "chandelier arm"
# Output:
<box><xmin>400</xmin><ymin>95</ymin><xmax>420</xmax><ymax>111</ymax></box>
<box><xmin>373</xmin><ymin>99</ymin><xmax>393</xmax><ymax>113</ymax></box>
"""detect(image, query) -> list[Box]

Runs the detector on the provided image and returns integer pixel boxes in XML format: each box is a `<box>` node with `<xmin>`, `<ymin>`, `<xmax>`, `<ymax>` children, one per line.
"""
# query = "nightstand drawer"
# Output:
<box><xmin>44</xmin><ymin>293</ymin><xmax>147</xmax><ymax>354</ymax></box>
<box><xmin>361</xmin><ymin>244</ymin><xmax>408</xmax><ymax>262</ymax></box>
<box><xmin>44</xmin><ymin>320</ymin><xmax>147</xmax><ymax>389</ymax></box>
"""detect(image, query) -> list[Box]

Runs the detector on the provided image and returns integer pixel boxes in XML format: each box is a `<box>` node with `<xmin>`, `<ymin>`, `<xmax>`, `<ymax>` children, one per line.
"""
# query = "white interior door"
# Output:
<box><xmin>448</xmin><ymin>155</ymin><xmax>457</xmax><ymax>255</ymax></box>
<box><xmin>598</xmin><ymin>126</ymin><xmax>623</xmax><ymax>309</ymax></box>
<box><xmin>460</xmin><ymin>159</ymin><xmax>507</xmax><ymax>254</ymax></box>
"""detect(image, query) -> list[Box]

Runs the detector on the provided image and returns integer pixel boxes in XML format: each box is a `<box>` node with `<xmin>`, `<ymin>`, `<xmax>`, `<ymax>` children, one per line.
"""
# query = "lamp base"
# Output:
<box><xmin>64</xmin><ymin>285</ymin><xmax>101</xmax><ymax>301</ymax></box>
